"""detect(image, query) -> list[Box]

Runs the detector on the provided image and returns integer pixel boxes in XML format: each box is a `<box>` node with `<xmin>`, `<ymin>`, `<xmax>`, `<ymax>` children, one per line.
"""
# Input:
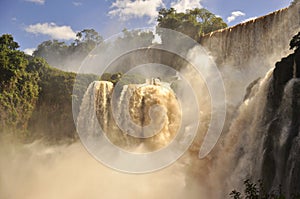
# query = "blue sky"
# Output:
<box><xmin>0</xmin><ymin>0</ymin><xmax>293</xmax><ymax>54</ymax></box>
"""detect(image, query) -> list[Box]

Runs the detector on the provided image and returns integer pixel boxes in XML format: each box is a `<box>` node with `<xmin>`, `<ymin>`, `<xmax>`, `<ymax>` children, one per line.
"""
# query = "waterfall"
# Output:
<box><xmin>200</xmin><ymin>4</ymin><xmax>300</xmax><ymax>105</ymax></box>
<box><xmin>75</xmin><ymin>4</ymin><xmax>300</xmax><ymax>197</ymax></box>
<box><xmin>214</xmin><ymin>75</ymin><xmax>300</xmax><ymax>197</ymax></box>
<box><xmin>209</xmin><ymin>44</ymin><xmax>300</xmax><ymax>197</ymax></box>
<box><xmin>212</xmin><ymin>70</ymin><xmax>273</xmax><ymax>195</ymax></box>
<box><xmin>201</xmin><ymin>4</ymin><xmax>300</xmax><ymax>69</ymax></box>
<box><xmin>2</xmin><ymin>3</ymin><xmax>299</xmax><ymax>199</ymax></box>
<box><xmin>265</xmin><ymin>79</ymin><xmax>300</xmax><ymax>196</ymax></box>
<box><xmin>78</xmin><ymin>80</ymin><xmax>181</xmax><ymax>153</ymax></box>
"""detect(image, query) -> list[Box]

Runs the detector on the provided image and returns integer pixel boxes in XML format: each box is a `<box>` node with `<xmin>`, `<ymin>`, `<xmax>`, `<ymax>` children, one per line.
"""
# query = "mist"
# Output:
<box><xmin>1</xmin><ymin>4</ymin><xmax>299</xmax><ymax>199</ymax></box>
<box><xmin>0</xmin><ymin>138</ymin><xmax>204</xmax><ymax>199</ymax></box>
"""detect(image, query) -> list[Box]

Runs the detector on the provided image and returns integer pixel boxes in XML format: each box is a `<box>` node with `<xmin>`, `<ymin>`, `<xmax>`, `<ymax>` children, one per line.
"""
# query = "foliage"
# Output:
<box><xmin>27</xmin><ymin>57</ymin><xmax>96</xmax><ymax>142</ymax></box>
<box><xmin>157</xmin><ymin>8</ymin><xmax>227</xmax><ymax>41</ymax></box>
<box><xmin>33</xmin><ymin>40</ymin><xmax>69</xmax><ymax>68</ymax></box>
<box><xmin>0</xmin><ymin>34</ymin><xmax>96</xmax><ymax>141</ymax></box>
<box><xmin>115</xmin><ymin>28</ymin><xmax>154</xmax><ymax>48</ymax></box>
<box><xmin>33</xmin><ymin>28</ymin><xmax>155</xmax><ymax>72</ymax></box>
<box><xmin>0</xmin><ymin>34</ymin><xmax>39</xmax><ymax>136</ymax></box>
<box><xmin>75</xmin><ymin>29</ymin><xmax>103</xmax><ymax>44</ymax></box>
<box><xmin>101</xmin><ymin>72</ymin><xmax>123</xmax><ymax>85</ymax></box>
<box><xmin>230</xmin><ymin>179</ymin><xmax>300</xmax><ymax>199</ymax></box>
<box><xmin>33</xmin><ymin>29</ymin><xmax>103</xmax><ymax>71</ymax></box>
<box><xmin>0</xmin><ymin>34</ymin><xmax>19</xmax><ymax>50</ymax></box>
<box><xmin>27</xmin><ymin>64</ymin><xmax>76</xmax><ymax>141</ymax></box>
<box><xmin>100</xmin><ymin>72</ymin><xmax>145</xmax><ymax>86</ymax></box>
<box><xmin>70</xmin><ymin>29</ymin><xmax>103</xmax><ymax>61</ymax></box>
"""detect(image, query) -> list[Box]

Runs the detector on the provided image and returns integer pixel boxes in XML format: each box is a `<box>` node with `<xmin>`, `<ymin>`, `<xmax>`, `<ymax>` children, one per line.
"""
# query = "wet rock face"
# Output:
<box><xmin>261</xmin><ymin>49</ymin><xmax>300</xmax><ymax>196</ymax></box>
<box><xmin>272</xmin><ymin>50</ymin><xmax>300</xmax><ymax>107</ymax></box>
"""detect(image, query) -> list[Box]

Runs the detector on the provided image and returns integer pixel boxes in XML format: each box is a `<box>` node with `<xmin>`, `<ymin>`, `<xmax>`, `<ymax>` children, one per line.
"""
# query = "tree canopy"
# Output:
<box><xmin>32</xmin><ymin>8</ymin><xmax>227</xmax><ymax>72</ymax></box>
<box><xmin>113</xmin><ymin>28</ymin><xmax>154</xmax><ymax>49</ymax></box>
<box><xmin>32</xmin><ymin>28</ymin><xmax>155</xmax><ymax>72</ymax></box>
<box><xmin>0</xmin><ymin>34</ymin><xmax>19</xmax><ymax>50</ymax></box>
<box><xmin>0</xmin><ymin>34</ymin><xmax>39</xmax><ymax>133</ymax></box>
<box><xmin>0</xmin><ymin>33</ymin><xmax>96</xmax><ymax>140</ymax></box>
<box><xmin>157</xmin><ymin>8</ymin><xmax>227</xmax><ymax>41</ymax></box>
<box><xmin>33</xmin><ymin>29</ymin><xmax>103</xmax><ymax>71</ymax></box>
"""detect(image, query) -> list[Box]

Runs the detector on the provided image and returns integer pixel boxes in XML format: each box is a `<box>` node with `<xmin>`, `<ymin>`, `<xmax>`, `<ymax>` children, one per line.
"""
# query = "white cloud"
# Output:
<box><xmin>24</xmin><ymin>48</ymin><xmax>36</xmax><ymax>55</ymax></box>
<box><xmin>25</xmin><ymin>22</ymin><xmax>77</xmax><ymax>40</ymax></box>
<box><xmin>25</xmin><ymin>0</ymin><xmax>45</xmax><ymax>5</ymax></box>
<box><xmin>72</xmin><ymin>1</ymin><xmax>82</xmax><ymax>6</ymax></box>
<box><xmin>108</xmin><ymin>0</ymin><xmax>164</xmax><ymax>23</ymax></box>
<box><xmin>171</xmin><ymin>0</ymin><xmax>202</xmax><ymax>13</ymax></box>
<box><xmin>242</xmin><ymin>16</ymin><xmax>257</xmax><ymax>23</ymax></box>
<box><xmin>227</xmin><ymin>11</ymin><xmax>245</xmax><ymax>23</ymax></box>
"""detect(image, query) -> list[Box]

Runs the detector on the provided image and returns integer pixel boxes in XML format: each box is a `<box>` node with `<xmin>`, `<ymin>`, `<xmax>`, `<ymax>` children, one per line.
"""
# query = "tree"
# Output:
<box><xmin>229</xmin><ymin>179</ymin><xmax>300</xmax><ymax>199</ymax></box>
<box><xmin>33</xmin><ymin>39</ymin><xmax>68</xmax><ymax>67</ymax></box>
<box><xmin>32</xmin><ymin>29</ymin><xmax>103</xmax><ymax>71</ymax></box>
<box><xmin>157</xmin><ymin>8</ymin><xmax>227</xmax><ymax>41</ymax></box>
<box><xmin>113</xmin><ymin>28</ymin><xmax>154</xmax><ymax>49</ymax></box>
<box><xmin>100</xmin><ymin>72</ymin><xmax>123</xmax><ymax>85</ymax></box>
<box><xmin>0</xmin><ymin>34</ymin><xmax>19</xmax><ymax>50</ymax></box>
<box><xmin>0</xmin><ymin>34</ymin><xmax>39</xmax><ymax>134</ymax></box>
<box><xmin>75</xmin><ymin>29</ymin><xmax>103</xmax><ymax>45</ymax></box>
<box><xmin>72</xmin><ymin>29</ymin><xmax>103</xmax><ymax>55</ymax></box>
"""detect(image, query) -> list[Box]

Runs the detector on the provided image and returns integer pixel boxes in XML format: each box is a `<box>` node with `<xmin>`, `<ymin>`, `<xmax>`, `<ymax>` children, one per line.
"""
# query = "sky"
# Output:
<box><xmin>0</xmin><ymin>0</ymin><xmax>293</xmax><ymax>55</ymax></box>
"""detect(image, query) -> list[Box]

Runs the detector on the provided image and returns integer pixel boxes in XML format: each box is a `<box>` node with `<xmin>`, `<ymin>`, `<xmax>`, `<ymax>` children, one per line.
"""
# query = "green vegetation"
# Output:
<box><xmin>32</xmin><ymin>10</ymin><xmax>227</xmax><ymax>72</ymax></box>
<box><xmin>0</xmin><ymin>34</ymin><xmax>95</xmax><ymax>141</ymax></box>
<box><xmin>157</xmin><ymin>8</ymin><xmax>227</xmax><ymax>41</ymax></box>
<box><xmin>100</xmin><ymin>72</ymin><xmax>145</xmax><ymax>86</ymax></box>
<box><xmin>0</xmin><ymin>7</ymin><xmax>228</xmax><ymax>140</ymax></box>
<box><xmin>230</xmin><ymin>179</ymin><xmax>300</xmax><ymax>199</ymax></box>
<box><xmin>0</xmin><ymin>34</ymin><xmax>39</xmax><ymax>137</ymax></box>
<box><xmin>33</xmin><ymin>28</ymin><xmax>155</xmax><ymax>72</ymax></box>
<box><xmin>101</xmin><ymin>72</ymin><xmax>123</xmax><ymax>85</ymax></box>
<box><xmin>28</xmin><ymin>63</ymin><xmax>96</xmax><ymax>142</ymax></box>
<box><xmin>114</xmin><ymin>28</ymin><xmax>155</xmax><ymax>48</ymax></box>
<box><xmin>28</xmin><ymin>63</ymin><xmax>77</xmax><ymax>140</ymax></box>
<box><xmin>33</xmin><ymin>29</ymin><xmax>103</xmax><ymax>71</ymax></box>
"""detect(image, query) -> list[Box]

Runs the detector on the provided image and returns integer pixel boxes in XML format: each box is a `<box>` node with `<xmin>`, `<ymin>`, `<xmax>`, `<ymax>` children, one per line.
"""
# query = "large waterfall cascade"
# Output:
<box><xmin>2</xmin><ymin>3</ymin><xmax>299</xmax><ymax>199</ymax></box>
<box><xmin>76</xmin><ymin>3</ymin><xmax>300</xmax><ymax>198</ymax></box>
<box><xmin>78</xmin><ymin>80</ymin><xmax>182</xmax><ymax>153</ymax></box>
<box><xmin>201</xmin><ymin>3</ymin><xmax>300</xmax><ymax>106</ymax></box>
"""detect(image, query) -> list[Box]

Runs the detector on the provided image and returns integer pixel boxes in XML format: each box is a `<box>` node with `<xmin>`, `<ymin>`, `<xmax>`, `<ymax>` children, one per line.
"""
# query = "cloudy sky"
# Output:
<box><xmin>0</xmin><ymin>0</ymin><xmax>293</xmax><ymax>54</ymax></box>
